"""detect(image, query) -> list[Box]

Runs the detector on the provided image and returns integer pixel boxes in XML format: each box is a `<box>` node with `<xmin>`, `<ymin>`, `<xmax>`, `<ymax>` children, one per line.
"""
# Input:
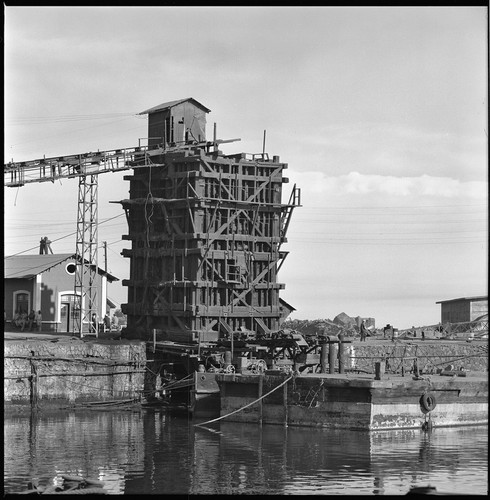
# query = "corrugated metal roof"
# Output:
<box><xmin>139</xmin><ymin>98</ymin><xmax>211</xmax><ymax>115</ymax></box>
<box><xmin>436</xmin><ymin>296</ymin><xmax>488</xmax><ymax>304</ymax></box>
<box><xmin>4</xmin><ymin>254</ymin><xmax>119</xmax><ymax>282</ymax></box>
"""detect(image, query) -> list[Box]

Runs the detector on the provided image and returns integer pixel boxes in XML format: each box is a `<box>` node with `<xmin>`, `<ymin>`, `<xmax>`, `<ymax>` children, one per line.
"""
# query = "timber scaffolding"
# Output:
<box><xmin>118</xmin><ymin>147</ymin><xmax>301</xmax><ymax>342</ymax></box>
<box><xmin>116</xmin><ymin>98</ymin><xmax>301</xmax><ymax>344</ymax></box>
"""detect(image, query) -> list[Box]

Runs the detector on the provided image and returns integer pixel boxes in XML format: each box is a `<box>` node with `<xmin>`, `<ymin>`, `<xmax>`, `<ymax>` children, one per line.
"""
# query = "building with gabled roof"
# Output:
<box><xmin>4</xmin><ymin>253</ymin><xmax>118</xmax><ymax>333</ymax></box>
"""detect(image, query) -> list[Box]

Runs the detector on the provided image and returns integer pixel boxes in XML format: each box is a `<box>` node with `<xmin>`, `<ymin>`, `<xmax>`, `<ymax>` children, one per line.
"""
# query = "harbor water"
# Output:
<box><xmin>4</xmin><ymin>408</ymin><xmax>488</xmax><ymax>495</ymax></box>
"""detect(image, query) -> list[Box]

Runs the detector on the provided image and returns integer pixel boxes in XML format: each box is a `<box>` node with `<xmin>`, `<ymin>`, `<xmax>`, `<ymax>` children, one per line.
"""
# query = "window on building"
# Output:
<box><xmin>14</xmin><ymin>291</ymin><xmax>30</xmax><ymax>314</ymax></box>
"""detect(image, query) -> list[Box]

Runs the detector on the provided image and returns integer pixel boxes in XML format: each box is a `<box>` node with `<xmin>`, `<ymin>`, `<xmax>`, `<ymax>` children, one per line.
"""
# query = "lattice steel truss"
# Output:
<box><xmin>74</xmin><ymin>174</ymin><xmax>99</xmax><ymax>336</ymax></box>
<box><xmin>120</xmin><ymin>147</ymin><xmax>300</xmax><ymax>342</ymax></box>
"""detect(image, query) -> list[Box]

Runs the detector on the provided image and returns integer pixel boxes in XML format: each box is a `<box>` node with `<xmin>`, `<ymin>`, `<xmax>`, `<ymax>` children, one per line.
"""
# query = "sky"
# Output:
<box><xmin>4</xmin><ymin>6</ymin><xmax>488</xmax><ymax>329</ymax></box>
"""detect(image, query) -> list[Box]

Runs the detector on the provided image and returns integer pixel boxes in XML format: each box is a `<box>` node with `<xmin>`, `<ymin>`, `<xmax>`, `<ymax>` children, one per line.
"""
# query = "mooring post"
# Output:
<box><xmin>320</xmin><ymin>342</ymin><xmax>328</xmax><ymax>373</ymax></box>
<box><xmin>338</xmin><ymin>333</ymin><xmax>345</xmax><ymax>374</ymax></box>
<box><xmin>283</xmin><ymin>378</ymin><xmax>288</xmax><ymax>427</ymax></box>
<box><xmin>224</xmin><ymin>350</ymin><xmax>232</xmax><ymax>369</ymax></box>
<box><xmin>29</xmin><ymin>351</ymin><xmax>38</xmax><ymax>409</ymax></box>
<box><xmin>375</xmin><ymin>361</ymin><xmax>385</xmax><ymax>380</ymax></box>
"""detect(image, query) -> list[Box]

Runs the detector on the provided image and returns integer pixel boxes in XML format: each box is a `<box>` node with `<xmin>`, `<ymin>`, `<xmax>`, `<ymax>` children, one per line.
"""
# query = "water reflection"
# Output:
<box><xmin>4</xmin><ymin>408</ymin><xmax>488</xmax><ymax>495</ymax></box>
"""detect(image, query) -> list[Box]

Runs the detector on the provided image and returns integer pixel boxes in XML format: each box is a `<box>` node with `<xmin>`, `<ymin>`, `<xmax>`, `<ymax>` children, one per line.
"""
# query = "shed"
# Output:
<box><xmin>139</xmin><ymin>97</ymin><xmax>211</xmax><ymax>147</ymax></box>
<box><xmin>435</xmin><ymin>296</ymin><xmax>488</xmax><ymax>323</ymax></box>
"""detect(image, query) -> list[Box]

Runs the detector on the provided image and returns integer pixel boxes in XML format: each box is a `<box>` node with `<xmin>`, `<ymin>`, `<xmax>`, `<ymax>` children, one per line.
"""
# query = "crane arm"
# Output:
<box><xmin>4</xmin><ymin>138</ymin><xmax>241</xmax><ymax>188</ymax></box>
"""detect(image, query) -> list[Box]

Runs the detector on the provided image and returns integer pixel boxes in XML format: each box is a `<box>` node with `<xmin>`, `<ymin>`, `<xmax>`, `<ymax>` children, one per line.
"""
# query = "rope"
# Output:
<box><xmin>194</xmin><ymin>375</ymin><xmax>293</xmax><ymax>427</ymax></box>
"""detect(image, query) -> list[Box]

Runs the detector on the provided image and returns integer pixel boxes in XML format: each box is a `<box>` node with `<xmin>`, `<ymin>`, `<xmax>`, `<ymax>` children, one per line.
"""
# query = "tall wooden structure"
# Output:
<box><xmin>119</xmin><ymin>98</ymin><xmax>300</xmax><ymax>342</ymax></box>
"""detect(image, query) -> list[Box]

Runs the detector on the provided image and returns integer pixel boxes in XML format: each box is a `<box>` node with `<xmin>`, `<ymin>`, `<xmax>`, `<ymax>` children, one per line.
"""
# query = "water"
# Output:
<box><xmin>4</xmin><ymin>408</ymin><xmax>488</xmax><ymax>495</ymax></box>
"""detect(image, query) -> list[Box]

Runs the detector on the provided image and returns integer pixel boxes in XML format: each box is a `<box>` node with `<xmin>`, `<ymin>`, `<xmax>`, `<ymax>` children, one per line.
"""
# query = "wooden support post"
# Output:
<box><xmin>258</xmin><ymin>375</ymin><xmax>263</xmax><ymax>425</ymax></box>
<box><xmin>29</xmin><ymin>352</ymin><xmax>38</xmax><ymax>409</ymax></box>
<box><xmin>375</xmin><ymin>361</ymin><xmax>384</xmax><ymax>380</ymax></box>
<box><xmin>328</xmin><ymin>341</ymin><xmax>336</xmax><ymax>374</ymax></box>
<box><xmin>413</xmin><ymin>358</ymin><xmax>419</xmax><ymax>377</ymax></box>
<box><xmin>320</xmin><ymin>343</ymin><xmax>328</xmax><ymax>373</ymax></box>
<box><xmin>338</xmin><ymin>334</ymin><xmax>345</xmax><ymax>374</ymax></box>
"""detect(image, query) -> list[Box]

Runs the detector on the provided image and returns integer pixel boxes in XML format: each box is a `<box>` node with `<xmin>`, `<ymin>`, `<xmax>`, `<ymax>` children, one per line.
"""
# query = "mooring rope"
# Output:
<box><xmin>194</xmin><ymin>375</ymin><xmax>293</xmax><ymax>427</ymax></box>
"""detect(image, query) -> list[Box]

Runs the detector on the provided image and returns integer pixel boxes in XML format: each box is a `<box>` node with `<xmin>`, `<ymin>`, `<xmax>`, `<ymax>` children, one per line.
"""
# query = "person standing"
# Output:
<box><xmin>360</xmin><ymin>320</ymin><xmax>369</xmax><ymax>342</ymax></box>
<box><xmin>103</xmin><ymin>314</ymin><xmax>111</xmax><ymax>333</ymax></box>
<box><xmin>35</xmin><ymin>310</ymin><xmax>42</xmax><ymax>332</ymax></box>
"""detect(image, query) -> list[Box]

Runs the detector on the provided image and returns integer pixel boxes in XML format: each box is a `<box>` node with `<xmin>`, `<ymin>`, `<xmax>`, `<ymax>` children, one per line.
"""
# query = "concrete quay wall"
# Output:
<box><xmin>4</xmin><ymin>338</ymin><xmax>147</xmax><ymax>411</ymax></box>
<box><xmin>344</xmin><ymin>340</ymin><xmax>488</xmax><ymax>374</ymax></box>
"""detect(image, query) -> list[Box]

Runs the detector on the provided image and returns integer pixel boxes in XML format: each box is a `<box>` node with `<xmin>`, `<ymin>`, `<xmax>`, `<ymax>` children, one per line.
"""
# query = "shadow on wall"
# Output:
<box><xmin>40</xmin><ymin>283</ymin><xmax>55</xmax><ymax>330</ymax></box>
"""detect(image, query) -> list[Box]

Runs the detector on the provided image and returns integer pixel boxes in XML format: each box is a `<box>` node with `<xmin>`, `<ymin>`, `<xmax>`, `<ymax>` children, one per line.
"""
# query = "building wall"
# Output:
<box><xmin>4</xmin><ymin>279</ymin><xmax>34</xmax><ymax>319</ymax></box>
<box><xmin>441</xmin><ymin>301</ymin><xmax>470</xmax><ymax>323</ymax></box>
<box><xmin>148</xmin><ymin>102</ymin><xmax>207</xmax><ymax>147</ymax></box>
<box><xmin>5</xmin><ymin>258</ymin><xmax>109</xmax><ymax>333</ymax></box>
<box><xmin>470</xmin><ymin>300</ymin><xmax>488</xmax><ymax>320</ymax></box>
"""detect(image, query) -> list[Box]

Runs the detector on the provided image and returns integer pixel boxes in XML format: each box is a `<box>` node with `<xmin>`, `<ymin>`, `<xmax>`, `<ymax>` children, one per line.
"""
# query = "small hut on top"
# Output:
<box><xmin>138</xmin><ymin>98</ymin><xmax>211</xmax><ymax>147</ymax></box>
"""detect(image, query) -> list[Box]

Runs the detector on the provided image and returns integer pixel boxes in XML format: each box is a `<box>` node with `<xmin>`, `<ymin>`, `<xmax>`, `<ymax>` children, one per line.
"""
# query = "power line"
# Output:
<box><xmin>5</xmin><ymin>214</ymin><xmax>125</xmax><ymax>257</ymax></box>
<box><xmin>6</xmin><ymin>111</ymin><xmax>139</xmax><ymax>125</ymax></box>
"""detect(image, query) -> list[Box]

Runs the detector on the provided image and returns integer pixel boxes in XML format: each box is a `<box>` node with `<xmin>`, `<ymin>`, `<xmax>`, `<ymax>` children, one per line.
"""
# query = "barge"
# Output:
<box><xmin>211</xmin><ymin>370</ymin><xmax>488</xmax><ymax>431</ymax></box>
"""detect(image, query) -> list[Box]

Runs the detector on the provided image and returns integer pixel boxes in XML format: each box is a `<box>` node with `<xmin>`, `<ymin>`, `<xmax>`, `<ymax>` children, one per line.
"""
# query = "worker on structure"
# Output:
<box><xmin>360</xmin><ymin>320</ymin><xmax>369</xmax><ymax>342</ymax></box>
<box><xmin>39</xmin><ymin>237</ymin><xmax>53</xmax><ymax>254</ymax></box>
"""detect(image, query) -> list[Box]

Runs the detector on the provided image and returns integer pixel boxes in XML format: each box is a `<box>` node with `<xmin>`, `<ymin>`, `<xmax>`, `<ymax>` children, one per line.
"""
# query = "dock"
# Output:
<box><xmin>212</xmin><ymin>370</ymin><xmax>488</xmax><ymax>431</ymax></box>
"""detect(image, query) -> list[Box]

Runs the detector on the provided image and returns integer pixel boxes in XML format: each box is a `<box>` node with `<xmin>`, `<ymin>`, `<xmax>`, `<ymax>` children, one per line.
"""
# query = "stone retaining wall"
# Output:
<box><xmin>345</xmin><ymin>340</ymin><xmax>488</xmax><ymax>374</ymax></box>
<box><xmin>4</xmin><ymin>338</ymin><xmax>147</xmax><ymax>410</ymax></box>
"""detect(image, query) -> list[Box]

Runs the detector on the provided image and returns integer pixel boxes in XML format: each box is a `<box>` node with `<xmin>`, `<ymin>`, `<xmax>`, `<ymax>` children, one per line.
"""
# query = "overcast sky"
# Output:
<box><xmin>4</xmin><ymin>6</ymin><xmax>488</xmax><ymax>329</ymax></box>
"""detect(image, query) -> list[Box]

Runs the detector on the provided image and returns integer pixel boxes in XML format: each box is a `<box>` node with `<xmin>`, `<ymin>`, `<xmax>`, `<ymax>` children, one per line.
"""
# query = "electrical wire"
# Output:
<box><xmin>5</xmin><ymin>214</ymin><xmax>125</xmax><ymax>258</ymax></box>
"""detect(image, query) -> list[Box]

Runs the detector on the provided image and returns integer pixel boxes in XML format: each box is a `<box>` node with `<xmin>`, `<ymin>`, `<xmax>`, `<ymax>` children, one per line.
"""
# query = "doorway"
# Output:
<box><xmin>60</xmin><ymin>294</ymin><xmax>80</xmax><ymax>333</ymax></box>
<box><xmin>60</xmin><ymin>302</ymin><xmax>70</xmax><ymax>332</ymax></box>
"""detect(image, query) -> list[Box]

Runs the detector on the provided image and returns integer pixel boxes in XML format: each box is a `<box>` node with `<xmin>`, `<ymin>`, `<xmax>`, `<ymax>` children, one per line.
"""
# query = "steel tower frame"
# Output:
<box><xmin>74</xmin><ymin>174</ymin><xmax>99</xmax><ymax>336</ymax></box>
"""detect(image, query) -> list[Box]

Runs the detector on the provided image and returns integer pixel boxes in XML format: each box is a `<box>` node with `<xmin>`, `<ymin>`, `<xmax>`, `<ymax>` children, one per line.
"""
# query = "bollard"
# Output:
<box><xmin>224</xmin><ymin>350</ymin><xmax>232</xmax><ymax>368</ymax></box>
<box><xmin>338</xmin><ymin>333</ymin><xmax>345</xmax><ymax>374</ymax></box>
<box><xmin>375</xmin><ymin>361</ymin><xmax>385</xmax><ymax>380</ymax></box>
<box><xmin>320</xmin><ymin>343</ymin><xmax>328</xmax><ymax>373</ymax></box>
<box><xmin>413</xmin><ymin>358</ymin><xmax>419</xmax><ymax>377</ymax></box>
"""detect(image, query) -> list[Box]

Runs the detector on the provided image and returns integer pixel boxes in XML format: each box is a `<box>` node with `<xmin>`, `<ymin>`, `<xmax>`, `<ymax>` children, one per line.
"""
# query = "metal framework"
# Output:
<box><xmin>4</xmin><ymin>144</ymin><xmax>172</xmax><ymax>337</ymax></box>
<box><xmin>120</xmin><ymin>147</ymin><xmax>301</xmax><ymax>342</ymax></box>
<box><xmin>74</xmin><ymin>174</ymin><xmax>99</xmax><ymax>336</ymax></box>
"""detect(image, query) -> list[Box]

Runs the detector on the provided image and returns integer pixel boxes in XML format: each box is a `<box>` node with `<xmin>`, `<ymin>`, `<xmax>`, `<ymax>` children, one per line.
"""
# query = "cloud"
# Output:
<box><xmin>279</xmin><ymin>122</ymin><xmax>487</xmax><ymax>183</ymax></box>
<box><xmin>292</xmin><ymin>170</ymin><xmax>488</xmax><ymax>200</ymax></box>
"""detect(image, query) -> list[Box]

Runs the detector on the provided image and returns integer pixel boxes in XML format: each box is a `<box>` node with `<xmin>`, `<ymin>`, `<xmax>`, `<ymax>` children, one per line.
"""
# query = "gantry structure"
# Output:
<box><xmin>4</xmin><ymin>97</ymin><xmax>300</xmax><ymax>342</ymax></box>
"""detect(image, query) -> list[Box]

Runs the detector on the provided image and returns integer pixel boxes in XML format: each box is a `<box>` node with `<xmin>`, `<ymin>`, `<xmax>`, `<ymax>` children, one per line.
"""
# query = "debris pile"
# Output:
<box><xmin>283</xmin><ymin>313</ymin><xmax>375</xmax><ymax>339</ymax></box>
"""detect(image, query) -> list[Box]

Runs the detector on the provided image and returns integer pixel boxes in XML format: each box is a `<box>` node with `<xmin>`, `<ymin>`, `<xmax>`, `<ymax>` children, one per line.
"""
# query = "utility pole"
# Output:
<box><xmin>103</xmin><ymin>241</ymin><xmax>108</xmax><ymax>273</ymax></box>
